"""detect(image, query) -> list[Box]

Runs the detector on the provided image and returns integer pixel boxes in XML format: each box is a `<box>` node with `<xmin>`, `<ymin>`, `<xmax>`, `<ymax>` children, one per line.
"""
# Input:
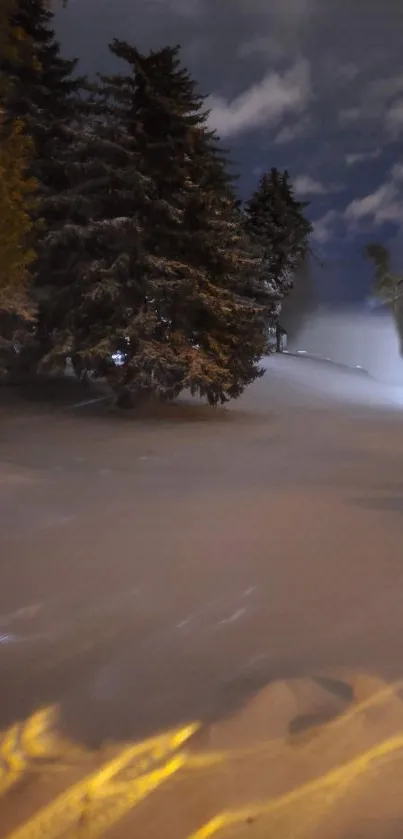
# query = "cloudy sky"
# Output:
<box><xmin>55</xmin><ymin>0</ymin><xmax>403</xmax><ymax>303</ymax></box>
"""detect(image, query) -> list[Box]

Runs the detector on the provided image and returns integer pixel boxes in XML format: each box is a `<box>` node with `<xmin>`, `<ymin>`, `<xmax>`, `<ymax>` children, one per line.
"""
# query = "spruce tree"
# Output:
<box><xmin>1</xmin><ymin>0</ymin><xmax>83</xmax><ymax>363</ymax></box>
<box><xmin>34</xmin><ymin>95</ymin><xmax>153</xmax><ymax>384</ymax></box>
<box><xmin>0</xmin><ymin>0</ymin><xmax>36</xmax><ymax>352</ymax></box>
<box><xmin>1</xmin><ymin>0</ymin><xmax>81</xmax><ymax>186</ymax></box>
<box><xmin>100</xmin><ymin>42</ymin><xmax>269</xmax><ymax>404</ymax></box>
<box><xmin>34</xmin><ymin>42</ymin><xmax>270</xmax><ymax>404</ymax></box>
<box><xmin>30</xmin><ymin>51</ymin><xmax>189</xmax><ymax>390</ymax></box>
<box><xmin>244</xmin><ymin>168</ymin><xmax>313</xmax><ymax>310</ymax></box>
<box><xmin>0</xmin><ymin>117</ymin><xmax>36</xmax><ymax>317</ymax></box>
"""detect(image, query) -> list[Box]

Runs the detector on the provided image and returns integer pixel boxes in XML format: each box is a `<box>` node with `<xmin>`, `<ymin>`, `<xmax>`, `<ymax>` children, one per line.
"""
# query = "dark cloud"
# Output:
<box><xmin>55</xmin><ymin>0</ymin><xmax>403</xmax><ymax>301</ymax></box>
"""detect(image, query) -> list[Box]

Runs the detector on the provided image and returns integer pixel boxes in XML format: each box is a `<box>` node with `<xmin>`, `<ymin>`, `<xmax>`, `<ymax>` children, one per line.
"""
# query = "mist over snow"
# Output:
<box><xmin>289</xmin><ymin>309</ymin><xmax>403</xmax><ymax>387</ymax></box>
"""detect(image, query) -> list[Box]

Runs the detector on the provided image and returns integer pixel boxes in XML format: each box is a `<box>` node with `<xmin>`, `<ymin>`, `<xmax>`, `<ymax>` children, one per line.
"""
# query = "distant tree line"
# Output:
<box><xmin>0</xmin><ymin>0</ymin><xmax>312</xmax><ymax>406</ymax></box>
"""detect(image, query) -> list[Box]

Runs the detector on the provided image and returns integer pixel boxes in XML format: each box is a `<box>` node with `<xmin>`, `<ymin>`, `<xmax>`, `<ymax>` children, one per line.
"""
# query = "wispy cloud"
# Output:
<box><xmin>338</xmin><ymin>72</ymin><xmax>403</xmax><ymax>130</ymax></box>
<box><xmin>345</xmin><ymin>148</ymin><xmax>381</xmax><ymax>166</ymax></box>
<box><xmin>294</xmin><ymin>174</ymin><xmax>327</xmax><ymax>195</ymax></box>
<box><xmin>312</xmin><ymin>210</ymin><xmax>338</xmax><ymax>244</ymax></box>
<box><xmin>294</xmin><ymin>174</ymin><xmax>344</xmax><ymax>196</ymax></box>
<box><xmin>345</xmin><ymin>183</ymin><xmax>399</xmax><ymax>223</ymax></box>
<box><xmin>207</xmin><ymin>58</ymin><xmax>311</xmax><ymax>138</ymax></box>
<box><xmin>274</xmin><ymin>115</ymin><xmax>311</xmax><ymax>144</ymax></box>
<box><xmin>345</xmin><ymin>164</ymin><xmax>403</xmax><ymax>228</ymax></box>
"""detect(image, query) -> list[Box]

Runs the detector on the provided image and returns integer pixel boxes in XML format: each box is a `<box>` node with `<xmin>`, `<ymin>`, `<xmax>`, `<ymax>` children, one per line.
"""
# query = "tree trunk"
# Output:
<box><xmin>115</xmin><ymin>387</ymin><xmax>133</xmax><ymax>409</ymax></box>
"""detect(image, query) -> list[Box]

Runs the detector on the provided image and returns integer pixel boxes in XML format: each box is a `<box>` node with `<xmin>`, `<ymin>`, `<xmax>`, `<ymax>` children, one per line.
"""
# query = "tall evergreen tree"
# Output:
<box><xmin>244</xmin><ymin>168</ymin><xmax>313</xmax><ymax>317</ymax></box>
<box><xmin>1</xmin><ymin>0</ymin><xmax>80</xmax><ymax>183</ymax></box>
<box><xmin>33</xmin><ymin>89</ymin><xmax>153</xmax><ymax>384</ymax></box>
<box><xmin>0</xmin><ymin>0</ymin><xmax>36</xmax><ymax>334</ymax></box>
<box><xmin>0</xmin><ymin>117</ymin><xmax>36</xmax><ymax>317</ymax></box>
<box><xmin>102</xmin><ymin>42</ymin><xmax>270</xmax><ymax>403</ymax></box>
<box><xmin>39</xmin><ymin>42</ymin><xmax>270</xmax><ymax>404</ymax></box>
<box><xmin>0</xmin><ymin>0</ymin><xmax>83</xmax><ymax>363</ymax></box>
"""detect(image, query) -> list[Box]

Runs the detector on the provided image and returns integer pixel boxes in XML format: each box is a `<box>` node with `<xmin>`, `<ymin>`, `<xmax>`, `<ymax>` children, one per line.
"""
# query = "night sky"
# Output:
<box><xmin>54</xmin><ymin>0</ymin><xmax>403</xmax><ymax>304</ymax></box>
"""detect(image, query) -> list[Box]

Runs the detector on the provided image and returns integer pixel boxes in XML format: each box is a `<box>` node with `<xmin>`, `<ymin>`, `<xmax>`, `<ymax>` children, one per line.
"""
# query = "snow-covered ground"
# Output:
<box><xmin>3</xmin><ymin>350</ymin><xmax>403</xmax><ymax>839</ymax></box>
<box><xmin>263</xmin><ymin>353</ymin><xmax>403</xmax><ymax>411</ymax></box>
<box><xmin>290</xmin><ymin>309</ymin><xmax>403</xmax><ymax>387</ymax></box>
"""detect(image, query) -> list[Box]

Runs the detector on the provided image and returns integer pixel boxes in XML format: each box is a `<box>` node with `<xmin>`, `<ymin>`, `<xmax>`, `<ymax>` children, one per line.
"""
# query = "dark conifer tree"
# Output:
<box><xmin>0</xmin><ymin>0</ymin><xmax>83</xmax><ymax>366</ymax></box>
<box><xmin>244</xmin><ymin>168</ymin><xmax>313</xmax><ymax>307</ymax></box>
<box><xmin>100</xmin><ymin>41</ymin><xmax>270</xmax><ymax>403</ymax></box>
<box><xmin>25</xmin><ymin>41</ymin><xmax>271</xmax><ymax>403</ymax></box>
<box><xmin>31</xmin><ymin>96</ymin><xmax>151</xmax><ymax>383</ymax></box>
<box><xmin>1</xmin><ymin>0</ymin><xmax>81</xmax><ymax>187</ymax></box>
<box><xmin>0</xmin><ymin>0</ymin><xmax>37</xmax><ymax>324</ymax></box>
